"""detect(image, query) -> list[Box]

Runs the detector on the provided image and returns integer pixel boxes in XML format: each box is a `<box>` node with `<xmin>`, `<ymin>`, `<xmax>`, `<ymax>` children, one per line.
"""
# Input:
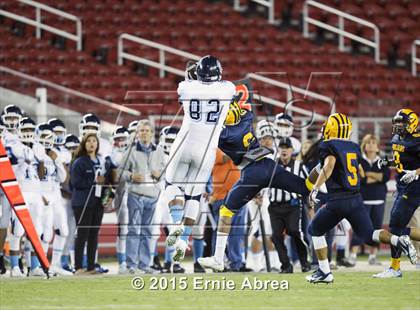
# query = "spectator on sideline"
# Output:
<box><xmin>119</xmin><ymin>120</ymin><xmax>165</xmax><ymax>274</ymax></box>
<box><xmin>350</xmin><ymin>134</ymin><xmax>390</xmax><ymax>265</ymax></box>
<box><xmin>209</xmin><ymin>148</ymin><xmax>248</xmax><ymax>271</ymax></box>
<box><xmin>70</xmin><ymin>134</ymin><xmax>105</xmax><ymax>275</ymax></box>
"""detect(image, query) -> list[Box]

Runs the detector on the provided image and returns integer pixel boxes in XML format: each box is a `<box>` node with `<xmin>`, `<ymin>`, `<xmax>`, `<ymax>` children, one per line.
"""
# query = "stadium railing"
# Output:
<box><xmin>0</xmin><ymin>0</ymin><xmax>83</xmax><ymax>51</ymax></box>
<box><xmin>0</xmin><ymin>66</ymin><xmax>140</xmax><ymax>136</ymax></box>
<box><xmin>411</xmin><ymin>40</ymin><xmax>420</xmax><ymax>77</ymax></box>
<box><xmin>233</xmin><ymin>0</ymin><xmax>279</xmax><ymax>25</ymax></box>
<box><xmin>117</xmin><ymin>33</ymin><xmax>331</xmax><ymax>121</ymax></box>
<box><xmin>303</xmin><ymin>0</ymin><xmax>381</xmax><ymax>63</ymax></box>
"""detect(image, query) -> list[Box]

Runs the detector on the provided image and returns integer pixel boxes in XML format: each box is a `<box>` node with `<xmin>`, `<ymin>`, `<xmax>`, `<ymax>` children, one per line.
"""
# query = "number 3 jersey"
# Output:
<box><xmin>391</xmin><ymin>133</ymin><xmax>420</xmax><ymax>197</ymax></box>
<box><xmin>176</xmin><ymin>79</ymin><xmax>236</xmax><ymax>151</ymax></box>
<box><xmin>319</xmin><ymin>139</ymin><xmax>363</xmax><ymax>200</ymax></box>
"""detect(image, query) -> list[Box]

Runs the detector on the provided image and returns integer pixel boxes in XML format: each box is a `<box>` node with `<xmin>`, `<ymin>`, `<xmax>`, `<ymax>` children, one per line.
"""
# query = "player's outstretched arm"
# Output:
<box><xmin>314</xmin><ymin>155</ymin><xmax>336</xmax><ymax>189</ymax></box>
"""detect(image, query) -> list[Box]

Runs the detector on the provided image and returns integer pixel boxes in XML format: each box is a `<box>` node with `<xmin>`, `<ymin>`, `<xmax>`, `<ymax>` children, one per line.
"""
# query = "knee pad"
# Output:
<box><xmin>165</xmin><ymin>184</ymin><xmax>185</xmax><ymax>204</ymax></box>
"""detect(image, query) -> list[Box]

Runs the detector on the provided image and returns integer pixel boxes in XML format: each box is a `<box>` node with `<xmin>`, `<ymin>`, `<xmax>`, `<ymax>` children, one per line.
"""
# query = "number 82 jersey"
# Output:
<box><xmin>177</xmin><ymin>79</ymin><xmax>236</xmax><ymax>149</ymax></box>
<box><xmin>319</xmin><ymin>139</ymin><xmax>363</xmax><ymax>200</ymax></box>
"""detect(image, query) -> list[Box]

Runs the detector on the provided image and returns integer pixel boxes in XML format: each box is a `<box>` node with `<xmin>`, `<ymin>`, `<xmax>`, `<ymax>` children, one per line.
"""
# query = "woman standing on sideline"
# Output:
<box><xmin>70</xmin><ymin>134</ymin><xmax>105</xmax><ymax>274</ymax></box>
<box><xmin>350</xmin><ymin>134</ymin><xmax>390</xmax><ymax>265</ymax></box>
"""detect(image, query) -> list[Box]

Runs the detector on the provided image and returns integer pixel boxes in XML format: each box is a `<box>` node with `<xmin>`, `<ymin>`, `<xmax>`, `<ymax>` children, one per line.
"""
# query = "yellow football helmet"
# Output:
<box><xmin>392</xmin><ymin>109</ymin><xmax>418</xmax><ymax>136</ymax></box>
<box><xmin>322</xmin><ymin>113</ymin><xmax>352</xmax><ymax>140</ymax></box>
<box><xmin>225</xmin><ymin>100</ymin><xmax>244</xmax><ymax>126</ymax></box>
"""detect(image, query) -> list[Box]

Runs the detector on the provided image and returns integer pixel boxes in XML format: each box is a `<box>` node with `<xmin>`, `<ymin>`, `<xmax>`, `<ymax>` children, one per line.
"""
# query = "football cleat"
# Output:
<box><xmin>172</xmin><ymin>239</ymin><xmax>188</xmax><ymax>262</ymax></box>
<box><xmin>372</xmin><ymin>268</ymin><xmax>402</xmax><ymax>278</ymax></box>
<box><xmin>397</xmin><ymin>235</ymin><xmax>417</xmax><ymax>264</ymax></box>
<box><xmin>166</xmin><ymin>225</ymin><xmax>184</xmax><ymax>247</ymax></box>
<box><xmin>29</xmin><ymin>267</ymin><xmax>45</xmax><ymax>277</ymax></box>
<box><xmin>50</xmin><ymin>265</ymin><xmax>73</xmax><ymax>276</ymax></box>
<box><xmin>173</xmin><ymin>263</ymin><xmax>186</xmax><ymax>274</ymax></box>
<box><xmin>368</xmin><ymin>257</ymin><xmax>382</xmax><ymax>266</ymax></box>
<box><xmin>94</xmin><ymin>263</ymin><xmax>109</xmax><ymax>273</ymax></box>
<box><xmin>197</xmin><ymin>256</ymin><xmax>224</xmax><ymax>272</ymax></box>
<box><xmin>194</xmin><ymin>262</ymin><xmax>206</xmax><ymax>273</ymax></box>
<box><xmin>10</xmin><ymin>266</ymin><xmax>25</xmax><ymax>277</ymax></box>
<box><xmin>118</xmin><ymin>262</ymin><xmax>127</xmax><ymax>274</ymax></box>
<box><xmin>306</xmin><ymin>269</ymin><xmax>334</xmax><ymax>284</ymax></box>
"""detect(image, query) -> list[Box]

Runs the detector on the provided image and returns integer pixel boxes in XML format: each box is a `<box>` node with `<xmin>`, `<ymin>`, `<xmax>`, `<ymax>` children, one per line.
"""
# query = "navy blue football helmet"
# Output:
<box><xmin>128</xmin><ymin>120</ymin><xmax>139</xmax><ymax>134</ymax></box>
<box><xmin>36</xmin><ymin>122</ymin><xmax>54</xmax><ymax>149</ymax></box>
<box><xmin>48</xmin><ymin>118</ymin><xmax>67</xmax><ymax>145</ymax></box>
<box><xmin>159</xmin><ymin>126</ymin><xmax>179</xmax><ymax>155</ymax></box>
<box><xmin>19</xmin><ymin>117</ymin><xmax>36</xmax><ymax>144</ymax></box>
<box><xmin>1</xmin><ymin>105</ymin><xmax>24</xmax><ymax>131</ymax></box>
<box><xmin>79</xmin><ymin>113</ymin><xmax>101</xmax><ymax>137</ymax></box>
<box><xmin>64</xmin><ymin>134</ymin><xmax>80</xmax><ymax>150</ymax></box>
<box><xmin>112</xmin><ymin>126</ymin><xmax>129</xmax><ymax>150</ymax></box>
<box><xmin>196</xmin><ymin>55</ymin><xmax>222</xmax><ymax>83</ymax></box>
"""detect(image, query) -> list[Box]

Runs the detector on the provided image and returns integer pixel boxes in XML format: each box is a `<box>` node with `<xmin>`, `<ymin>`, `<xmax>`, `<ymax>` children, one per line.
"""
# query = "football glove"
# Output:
<box><xmin>400</xmin><ymin>170</ymin><xmax>419</xmax><ymax>184</ymax></box>
<box><xmin>309</xmin><ymin>188</ymin><xmax>320</xmax><ymax>208</ymax></box>
<box><xmin>377</xmin><ymin>155</ymin><xmax>394</xmax><ymax>169</ymax></box>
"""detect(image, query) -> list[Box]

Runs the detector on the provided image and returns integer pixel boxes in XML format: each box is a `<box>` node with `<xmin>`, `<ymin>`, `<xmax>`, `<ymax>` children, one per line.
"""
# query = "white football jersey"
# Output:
<box><xmin>99</xmin><ymin>137</ymin><xmax>112</xmax><ymax>159</ymax></box>
<box><xmin>4</xmin><ymin>136</ymin><xmax>41</xmax><ymax>192</ymax></box>
<box><xmin>176</xmin><ymin>80</ymin><xmax>236</xmax><ymax>150</ymax></box>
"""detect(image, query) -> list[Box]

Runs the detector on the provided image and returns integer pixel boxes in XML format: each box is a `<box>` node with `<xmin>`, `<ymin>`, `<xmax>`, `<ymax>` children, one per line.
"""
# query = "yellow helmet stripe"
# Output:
<box><xmin>332</xmin><ymin>115</ymin><xmax>342</xmax><ymax>138</ymax></box>
<box><xmin>340</xmin><ymin>113</ymin><xmax>348</xmax><ymax>138</ymax></box>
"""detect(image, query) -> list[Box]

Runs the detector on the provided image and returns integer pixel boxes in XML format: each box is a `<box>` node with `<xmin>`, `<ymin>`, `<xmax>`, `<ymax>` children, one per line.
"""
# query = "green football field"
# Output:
<box><xmin>1</xmin><ymin>272</ymin><xmax>419</xmax><ymax>310</ymax></box>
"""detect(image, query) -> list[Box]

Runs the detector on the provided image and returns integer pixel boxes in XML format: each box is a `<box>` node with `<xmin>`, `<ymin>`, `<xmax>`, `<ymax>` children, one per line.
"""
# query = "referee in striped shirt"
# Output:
<box><xmin>268</xmin><ymin>137</ymin><xmax>311</xmax><ymax>273</ymax></box>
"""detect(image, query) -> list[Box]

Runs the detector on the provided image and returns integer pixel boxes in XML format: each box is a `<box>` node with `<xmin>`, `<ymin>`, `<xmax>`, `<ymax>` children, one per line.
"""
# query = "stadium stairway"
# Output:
<box><xmin>0</xmin><ymin>0</ymin><xmax>419</xmax><ymax>118</ymax></box>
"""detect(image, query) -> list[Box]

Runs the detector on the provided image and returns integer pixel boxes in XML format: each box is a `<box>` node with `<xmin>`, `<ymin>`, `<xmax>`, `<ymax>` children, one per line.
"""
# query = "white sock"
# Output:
<box><xmin>350</xmin><ymin>252</ymin><xmax>357</xmax><ymax>259</ymax></box>
<box><xmin>42</xmin><ymin>241</ymin><xmax>49</xmax><ymax>255</ymax></box>
<box><xmin>318</xmin><ymin>259</ymin><xmax>330</xmax><ymax>274</ymax></box>
<box><xmin>52</xmin><ymin>235</ymin><xmax>66</xmax><ymax>267</ymax></box>
<box><xmin>368</xmin><ymin>254</ymin><xmax>376</xmax><ymax>260</ymax></box>
<box><xmin>390</xmin><ymin>235</ymin><xmax>399</xmax><ymax>247</ymax></box>
<box><xmin>214</xmin><ymin>232</ymin><xmax>228</xmax><ymax>264</ymax></box>
<box><xmin>269</xmin><ymin>251</ymin><xmax>281</xmax><ymax>270</ymax></box>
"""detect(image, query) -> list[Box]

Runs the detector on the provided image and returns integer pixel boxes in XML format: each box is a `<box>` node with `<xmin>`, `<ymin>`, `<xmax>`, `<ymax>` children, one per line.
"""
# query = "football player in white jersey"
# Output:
<box><xmin>107</xmin><ymin>126</ymin><xmax>130</xmax><ymax>274</ymax></box>
<box><xmin>48</xmin><ymin>118</ymin><xmax>76</xmax><ymax>275</ymax></box>
<box><xmin>274</xmin><ymin>113</ymin><xmax>301</xmax><ymax>156</ymax></box>
<box><xmin>3</xmin><ymin>109</ymin><xmax>45</xmax><ymax>277</ymax></box>
<box><xmin>1</xmin><ymin>105</ymin><xmax>42</xmax><ymax>277</ymax></box>
<box><xmin>35</xmin><ymin>122</ymin><xmax>71</xmax><ymax>275</ymax></box>
<box><xmin>60</xmin><ymin>134</ymin><xmax>80</xmax><ymax>271</ymax></box>
<box><xmin>0</xmin><ymin>117</ymin><xmax>9</xmax><ymax>275</ymax></box>
<box><xmin>164</xmin><ymin>55</ymin><xmax>236</xmax><ymax>262</ymax></box>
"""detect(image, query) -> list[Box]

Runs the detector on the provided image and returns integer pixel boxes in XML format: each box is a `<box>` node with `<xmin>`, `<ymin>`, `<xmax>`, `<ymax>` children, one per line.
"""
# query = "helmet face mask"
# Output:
<box><xmin>112</xmin><ymin>126</ymin><xmax>129</xmax><ymax>151</ymax></box>
<box><xmin>392</xmin><ymin>109</ymin><xmax>418</xmax><ymax>137</ymax></box>
<box><xmin>18</xmin><ymin>117</ymin><xmax>36</xmax><ymax>144</ymax></box>
<box><xmin>159</xmin><ymin>126</ymin><xmax>178</xmax><ymax>155</ymax></box>
<box><xmin>53</xmin><ymin>129</ymin><xmax>67</xmax><ymax>145</ymax></box>
<box><xmin>64</xmin><ymin>134</ymin><xmax>80</xmax><ymax>152</ymax></box>
<box><xmin>274</xmin><ymin>113</ymin><xmax>294</xmax><ymax>138</ymax></box>
<box><xmin>36</xmin><ymin>123</ymin><xmax>54</xmax><ymax>150</ymax></box>
<box><xmin>1</xmin><ymin>105</ymin><xmax>23</xmax><ymax>133</ymax></box>
<box><xmin>79</xmin><ymin>113</ymin><xmax>101</xmax><ymax>138</ymax></box>
<box><xmin>48</xmin><ymin>118</ymin><xmax>67</xmax><ymax>145</ymax></box>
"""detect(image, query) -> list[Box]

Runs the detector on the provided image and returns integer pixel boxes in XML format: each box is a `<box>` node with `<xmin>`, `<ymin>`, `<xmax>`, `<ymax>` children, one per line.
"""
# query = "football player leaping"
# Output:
<box><xmin>374</xmin><ymin>109</ymin><xmax>420</xmax><ymax>278</ymax></box>
<box><xmin>164</xmin><ymin>55</ymin><xmax>236</xmax><ymax>262</ymax></box>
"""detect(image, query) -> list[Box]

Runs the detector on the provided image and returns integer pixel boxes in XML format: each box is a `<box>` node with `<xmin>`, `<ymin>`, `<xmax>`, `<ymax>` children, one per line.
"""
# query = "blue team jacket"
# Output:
<box><xmin>70</xmin><ymin>155</ymin><xmax>101</xmax><ymax>209</ymax></box>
